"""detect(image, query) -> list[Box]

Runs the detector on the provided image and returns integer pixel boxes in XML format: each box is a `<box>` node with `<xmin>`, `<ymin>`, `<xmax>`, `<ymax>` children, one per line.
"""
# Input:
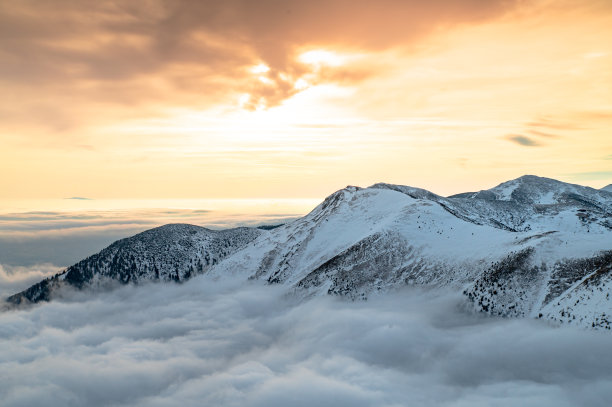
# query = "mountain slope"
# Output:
<box><xmin>6</xmin><ymin>176</ymin><xmax>612</xmax><ymax>330</ymax></box>
<box><xmin>209</xmin><ymin>176</ymin><xmax>612</xmax><ymax>327</ymax></box>
<box><xmin>6</xmin><ymin>224</ymin><xmax>262</xmax><ymax>304</ymax></box>
<box><xmin>210</xmin><ymin>186</ymin><xmax>512</xmax><ymax>296</ymax></box>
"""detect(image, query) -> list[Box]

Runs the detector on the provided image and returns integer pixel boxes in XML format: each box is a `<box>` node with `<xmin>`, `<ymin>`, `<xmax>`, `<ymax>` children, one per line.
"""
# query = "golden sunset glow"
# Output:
<box><xmin>1</xmin><ymin>0</ymin><xmax>611</xmax><ymax>201</ymax></box>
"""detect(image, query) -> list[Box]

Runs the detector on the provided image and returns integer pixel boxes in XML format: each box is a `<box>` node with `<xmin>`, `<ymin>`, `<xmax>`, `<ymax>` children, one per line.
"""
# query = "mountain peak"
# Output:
<box><xmin>6</xmin><ymin>224</ymin><xmax>263</xmax><ymax>305</ymax></box>
<box><xmin>485</xmin><ymin>175</ymin><xmax>609</xmax><ymax>206</ymax></box>
<box><xmin>368</xmin><ymin>182</ymin><xmax>442</xmax><ymax>201</ymax></box>
<box><xmin>515</xmin><ymin>174</ymin><xmax>550</xmax><ymax>182</ymax></box>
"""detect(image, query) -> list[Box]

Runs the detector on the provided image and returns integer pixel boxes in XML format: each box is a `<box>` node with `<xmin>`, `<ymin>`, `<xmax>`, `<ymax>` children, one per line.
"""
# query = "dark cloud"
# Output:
<box><xmin>0</xmin><ymin>0</ymin><xmax>521</xmax><ymax>131</ymax></box>
<box><xmin>505</xmin><ymin>134</ymin><xmax>542</xmax><ymax>147</ymax></box>
<box><xmin>1</xmin><ymin>280</ymin><xmax>611</xmax><ymax>406</ymax></box>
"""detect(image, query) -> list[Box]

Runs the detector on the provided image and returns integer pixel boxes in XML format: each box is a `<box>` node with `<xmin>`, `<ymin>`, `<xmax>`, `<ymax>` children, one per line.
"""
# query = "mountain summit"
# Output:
<box><xmin>7</xmin><ymin>176</ymin><xmax>612</xmax><ymax>329</ymax></box>
<box><xmin>7</xmin><ymin>224</ymin><xmax>261</xmax><ymax>304</ymax></box>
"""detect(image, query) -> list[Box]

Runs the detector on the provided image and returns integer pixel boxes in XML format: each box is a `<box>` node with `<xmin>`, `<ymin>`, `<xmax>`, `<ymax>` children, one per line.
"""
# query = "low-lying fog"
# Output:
<box><xmin>1</xmin><ymin>275</ymin><xmax>611</xmax><ymax>407</ymax></box>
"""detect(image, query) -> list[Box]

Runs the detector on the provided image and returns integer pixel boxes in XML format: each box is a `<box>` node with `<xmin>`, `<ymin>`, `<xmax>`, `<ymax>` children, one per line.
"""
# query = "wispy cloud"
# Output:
<box><xmin>505</xmin><ymin>134</ymin><xmax>542</xmax><ymax>147</ymax></box>
<box><xmin>526</xmin><ymin>117</ymin><xmax>585</xmax><ymax>131</ymax></box>
<box><xmin>1</xmin><ymin>1</ymin><xmax>611</xmax><ymax>199</ymax></box>
<box><xmin>528</xmin><ymin>129</ymin><xmax>561</xmax><ymax>139</ymax></box>
<box><xmin>565</xmin><ymin>171</ymin><xmax>612</xmax><ymax>181</ymax></box>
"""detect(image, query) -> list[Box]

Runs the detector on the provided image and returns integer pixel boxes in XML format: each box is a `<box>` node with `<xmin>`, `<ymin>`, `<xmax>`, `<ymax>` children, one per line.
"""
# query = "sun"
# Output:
<box><xmin>298</xmin><ymin>49</ymin><xmax>345</xmax><ymax>67</ymax></box>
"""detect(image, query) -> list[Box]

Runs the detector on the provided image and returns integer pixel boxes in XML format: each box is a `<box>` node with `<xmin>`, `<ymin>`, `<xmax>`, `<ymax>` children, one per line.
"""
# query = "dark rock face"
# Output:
<box><xmin>464</xmin><ymin>248</ymin><xmax>541</xmax><ymax>317</ymax></box>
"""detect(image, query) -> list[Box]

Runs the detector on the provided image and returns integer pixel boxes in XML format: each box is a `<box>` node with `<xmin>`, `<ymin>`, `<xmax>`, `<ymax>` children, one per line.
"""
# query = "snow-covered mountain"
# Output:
<box><xmin>7</xmin><ymin>224</ymin><xmax>262</xmax><ymax>304</ymax></box>
<box><xmin>7</xmin><ymin>176</ymin><xmax>612</xmax><ymax>330</ymax></box>
<box><xmin>602</xmin><ymin>184</ymin><xmax>612</xmax><ymax>193</ymax></box>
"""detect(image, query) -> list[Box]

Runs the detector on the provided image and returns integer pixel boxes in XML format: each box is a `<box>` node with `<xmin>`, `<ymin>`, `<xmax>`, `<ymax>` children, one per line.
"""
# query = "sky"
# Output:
<box><xmin>2</xmin><ymin>3</ymin><xmax>612</xmax><ymax>401</ymax></box>
<box><xmin>1</xmin><ymin>0</ymin><xmax>612</xmax><ymax>201</ymax></box>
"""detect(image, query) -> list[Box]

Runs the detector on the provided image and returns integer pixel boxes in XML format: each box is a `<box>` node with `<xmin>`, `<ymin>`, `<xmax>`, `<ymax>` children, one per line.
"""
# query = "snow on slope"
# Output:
<box><xmin>6</xmin><ymin>176</ymin><xmax>612</xmax><ymax>330</ymax></box>
<box><xmin>538</xmin><ymin>251</ymin><xmax>612</xmax><ymax>329</ymax></box>
<box><xmin>210</xmin><ymin>186</ymin><xmax>513</xmax><ymax>295</ymax></box>
<box><xmin>210</xmin><ymin>176</ymin><xmax>612</xmax><ymax>328</ymax></box>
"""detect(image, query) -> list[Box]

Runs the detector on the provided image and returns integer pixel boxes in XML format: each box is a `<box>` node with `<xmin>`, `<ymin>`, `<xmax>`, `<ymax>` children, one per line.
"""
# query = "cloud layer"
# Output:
<box><xmin>1</xmin><ymin>277</ymin><xmax>611</xmax><ymax>406</ymax></box>
<box><xmin>0</xmin><ymin>206</ymin><xmax>302</xmax><ymax>266</ymax></box>
<box><xmin>0</xmin><ymin>0</ymin><xmax>518</xmax><ymax>118</ymax></box>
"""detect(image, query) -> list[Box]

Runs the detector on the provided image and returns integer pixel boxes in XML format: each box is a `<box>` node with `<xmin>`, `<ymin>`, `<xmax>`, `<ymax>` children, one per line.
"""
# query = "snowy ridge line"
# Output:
<box><xmin>5</xmin><ymin>175</ymin><xmax>612</xmax><ymax>330</ymax></box>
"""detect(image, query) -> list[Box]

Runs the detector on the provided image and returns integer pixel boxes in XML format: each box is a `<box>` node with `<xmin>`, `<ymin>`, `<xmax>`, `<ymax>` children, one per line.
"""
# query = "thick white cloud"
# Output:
<box><xmin>0</xmin><ymin>264</ymin><xmax>60</xmax><ymax>300</ymax></box>
<box><xmin>1</xmin><ymin>277</ymin><xmax>611</xmax><ymax>407</ymax></box>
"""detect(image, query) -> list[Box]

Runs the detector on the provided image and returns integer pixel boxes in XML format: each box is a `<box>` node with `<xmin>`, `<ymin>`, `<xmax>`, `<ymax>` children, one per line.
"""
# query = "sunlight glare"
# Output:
<box><xmin>294</xmin><ymin>78</ymin><xmax>309</xmax><ymax>90</ymax></box>
<box><xmin>250</xmin><ymin>63</ymin><xmax>270</xmax><ymax>74</ymax></box>
<box><xmin>299</xmin><ymin>49</ymin><xmax>345</xmax><ymax>66</ymax></box>
<box><xmin>258</xmin><ymin>76</ymin><xmax>273</xmax><ymax>84</ymax></box>
<box><xmin>238</xmin><ymin>93</ymin><xmax>251</xmax><ymax>107</ymax></box>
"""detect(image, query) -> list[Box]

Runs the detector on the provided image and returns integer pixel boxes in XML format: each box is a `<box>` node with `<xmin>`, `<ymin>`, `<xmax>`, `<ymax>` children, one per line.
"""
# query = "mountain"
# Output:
<box><xmin>7</xmin><ymin>176</ymin><xmax>612</xmax><ymax>329</ymax></box>
<box><xmin>602</xmin><ymin>184</ymin><xmax>612</xmax><ymax>193</ymax></box>
<box><xmin>6</xmin><ymin>224</ymin><xmax>261</xmax><ymax>305</ymax></box>
<box><xmin>209</xmin><ymin>176</ymin><xmax>612</xmax><ymax>327</ymax></box>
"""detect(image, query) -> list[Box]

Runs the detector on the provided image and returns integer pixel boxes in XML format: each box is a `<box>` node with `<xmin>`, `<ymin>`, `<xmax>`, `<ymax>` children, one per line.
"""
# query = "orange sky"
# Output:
<box><xmin>1</xmin><ymin>0</ymin><xmax>611</xmax><ymax>200</ymax></box>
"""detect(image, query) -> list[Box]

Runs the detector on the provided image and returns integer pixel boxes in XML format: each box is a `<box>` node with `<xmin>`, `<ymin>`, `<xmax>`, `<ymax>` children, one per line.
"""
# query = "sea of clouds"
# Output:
<box><xmin>2</xmin><ymin>204</ymin><xmax>612</xmax><ymax>406</ymax></box>
<box><xmin>1</xmin><ymin>275</ymin><xmax>611</xmax><ymax>407</ymax></box>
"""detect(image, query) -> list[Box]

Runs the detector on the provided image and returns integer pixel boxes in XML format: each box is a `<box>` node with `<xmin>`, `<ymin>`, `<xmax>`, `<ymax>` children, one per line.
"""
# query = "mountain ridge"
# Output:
<box><xmin>7</xmin><ymin>224</ymin><xmax>262</xmax><ymax>304</ymax></box>
<box><xmin>6</xmin><ymin>175</ymin><xmax>612</xmax><ymax>329</ymax></box>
